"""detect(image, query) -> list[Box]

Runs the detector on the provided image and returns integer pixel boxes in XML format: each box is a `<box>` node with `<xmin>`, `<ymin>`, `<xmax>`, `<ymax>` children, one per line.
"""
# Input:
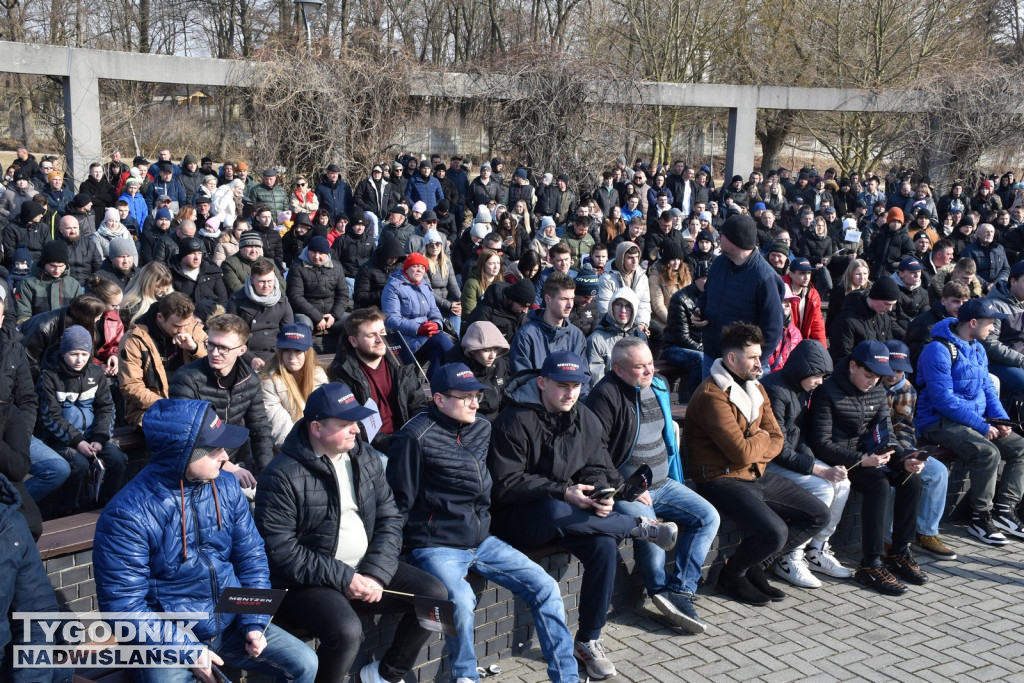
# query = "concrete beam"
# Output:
<box><xmin>63</xmin><ymin>59</ymin><xmax>103</xmax><ymax>184</ymax></box>
<box><xmin>725</xmin><ymin>107</ymin><xmax>757</xmax><ymax>181</ymax></box>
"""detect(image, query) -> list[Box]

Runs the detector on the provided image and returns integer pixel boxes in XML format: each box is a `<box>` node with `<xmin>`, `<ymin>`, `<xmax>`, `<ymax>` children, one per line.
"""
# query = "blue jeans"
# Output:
<box><xmin>613</xmin><ymin>478</ymin><xmax>719</xmax><ymax>596</ymax></box>
<box><xmin>25</xmin><ymin>436</ymin><xmax>70</xmax><ymax>502</ymax></box>
<box><xmin>884</xmin><ymin>455</ymin><xmax>950</xmax><ymax>539</ymax></box>
<box><xmin>410</xmin><ymin>536</ymin><xmax>579</xmax><ymax>683</ymax></box>
<box><xmin>661</xmin><ymin>346</ymin><xmax>704</xmax><ymax>397</ymax></box>
<box><xmin>988</xmin><ymin>364</ymin><xmax>1024</xmax><ymax>403</ymax></box>
<box><xmin>130</xmin><ymin>622</ymin><xmax>317</xmax><ymax>682</ymax></box>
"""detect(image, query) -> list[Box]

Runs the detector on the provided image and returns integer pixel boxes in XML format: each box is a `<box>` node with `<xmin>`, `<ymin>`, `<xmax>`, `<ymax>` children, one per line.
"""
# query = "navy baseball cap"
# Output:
<box><xmin>430</xmin><ymin>363</ymin><xmax>488</xmax><ymax>395</ymax></box>
<box><xmin>850</xmin><ymin>340</ymin><xmax>894</xmax><ymax>376</ymax></box>
<box><xmin>898</xmin><ymin>257</ymin><xmax>922</xmax><ymax>271</ymax></box>
<box><xmin>541</xmin><ymin>352</ymin><xmax>589</xmax><ymax>383</ymax></box>
<box><xmin>276</xmin><ymin>323</ymin><xmax>313</xmax><ymax>352</ymax></box>
<box><xmin>790</xmin><ymin>257</ymin><xmax>813</xmax><ymax>272</ymax></box>
<box><xmin>958</xmin><ymin>298</ymin><xmax>1008</xmax><ymax>323</ymax></box>
<box><xmin>304</xmin><ymin>383</ymin><xmax>376</xmax><ymax>423</ymax></box>
<box><xmin>884</xmin><ymin>340</ymin><xmax>913</xmax><ymax>373</ymax></box>
<box><xmin>194</xmin><ymin>405</ymin><xmax>250</xmax><ymax>450</ymax></box>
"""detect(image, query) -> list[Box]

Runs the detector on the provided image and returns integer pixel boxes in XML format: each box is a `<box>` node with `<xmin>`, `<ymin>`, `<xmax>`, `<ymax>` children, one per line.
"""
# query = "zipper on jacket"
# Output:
<box><xmin>191</xmin><ymin>486</ymin><xmax>221</xmax><ymax>638</ymax></box>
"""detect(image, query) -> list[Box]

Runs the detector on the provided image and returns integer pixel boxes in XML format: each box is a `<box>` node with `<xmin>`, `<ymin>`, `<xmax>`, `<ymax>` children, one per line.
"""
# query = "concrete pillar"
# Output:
<box><xmin>63</xmin><ymin>54</ymin><xmax>103</xmax><ymax>184</ymax></box>
<box><xmin>724</xmin><ymin>106</ymin><xmax>756</xmax><ymax>183</ymax></box>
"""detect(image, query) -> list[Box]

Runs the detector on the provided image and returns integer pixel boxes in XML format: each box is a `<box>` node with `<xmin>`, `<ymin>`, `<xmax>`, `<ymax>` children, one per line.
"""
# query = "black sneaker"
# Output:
<box><xmin>746</xmin><ymin>564</ymin><xmax>786</xmax><ymax>602</ymax></box>
<box><xmin>651</xmin><ymin>591</ymin><xmax>707</xmax><ymax>634</ymax></box>
<box><xmin>855</xmin><ymin>559</ymin><xmax>907</xmax><ymax>596</ymax></box>
<box><xmin>716</xmin><ymin>568</ymin><xmax>770</xmax><ymax>606</ymax></box>
<box><xmin>886</xmin><ymin>550</ymin><xmax>928</xmax><ymax>585</ymax></box>
<box><xmin>967</xmin><ymin>512</ymin><xmax>1010</xmax><ymax>546</ymax></box>
<box><xmin>992</xmin><ymin>506</ymin><xmax>1024</xmax><ymax>540</ymax></box>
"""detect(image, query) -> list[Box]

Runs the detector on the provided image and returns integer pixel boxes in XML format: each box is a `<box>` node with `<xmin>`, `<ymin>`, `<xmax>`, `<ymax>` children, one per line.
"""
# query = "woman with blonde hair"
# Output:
<box><xmin>421</xmin><ymin>229</ymin><xmax>462</xmax><ymax>334</ymax></box>
<box><xmin>261</xmin><ymin>323</ymin><xmax>328</xmax><ymax>450</ymax></box>
<box><xmin>119</xmin><ymin>261</ymin><xmax>173</xmax><ymax>326</ymax></box>
<box><xmin>827</xmin><ymin>258</ymin><xmax>871</xmax><ymax>335</ymax></box>
<box><xmin>461</xmin><ymin>248</ymin><xmax>502</xmax><ymax>319</ymax></box>
<box><xmin>291</xmin><ymin>175</ymin><xmax>319</xmax><ymax>215</ymax></box>
<box><xmin>175</xmin><ymin>205</ymin><xmax>196</xmax><ymax>224</ymax></box>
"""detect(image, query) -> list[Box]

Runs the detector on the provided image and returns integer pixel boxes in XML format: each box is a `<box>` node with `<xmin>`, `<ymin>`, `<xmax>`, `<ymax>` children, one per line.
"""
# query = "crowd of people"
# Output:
<box><xmin>2</xmin><ymin>145</ymin><xmax>1024</xmax><ymax>683</ymax></box>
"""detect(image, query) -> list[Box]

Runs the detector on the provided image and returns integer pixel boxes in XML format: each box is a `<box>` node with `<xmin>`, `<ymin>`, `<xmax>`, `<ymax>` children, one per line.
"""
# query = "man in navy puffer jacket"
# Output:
<box><xmin>93</xmin><ymin>399</ymin><xmax>317</xmax><ymax>682</ymax></box>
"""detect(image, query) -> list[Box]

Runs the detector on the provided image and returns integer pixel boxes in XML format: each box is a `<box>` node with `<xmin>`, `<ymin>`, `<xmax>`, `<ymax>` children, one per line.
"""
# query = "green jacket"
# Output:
<box><xmin>221</xmin><ymin>254</ymin><xmax>285</xmax><ymax>295</ymax></box>
<box><xmin>15</xmin><ymin>272</ymin><xmax>82</xmax><ymax>323</ymax></box>
<box><xmin>246</xmin><ymin>183</ymin><xmax>288</xmax><ymax>215</ymax></box>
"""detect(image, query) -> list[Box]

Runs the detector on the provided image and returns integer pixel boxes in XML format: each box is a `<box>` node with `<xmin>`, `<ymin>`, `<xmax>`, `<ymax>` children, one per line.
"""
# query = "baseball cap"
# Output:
<box><xmin>540</xmin><ymin>352</ymin><xmax>588</xmax><ymax>383</ymax></box>
<box><xmin>898</xmin><ymin>257</ymin><xmax>922</xmax><ymax>271</ymax></box>
<box><xmin>194</xmin><ymin>405</ymin><xmax>250</xmax><ymax>450</ymax></box>
<box><xmin>430</xmin><ymin>363</ymin><xmax>488</xmax><ymax>395</ymax></box>
<box><xmin>304</xmin><ymin>383</ymin><xmax>376</xmax><ymax>423</ymax></box>
<box><xmin>850</xmin><ymin>340</ymin><xmax>894</xmax><ymax>376</ymax></box>
<box><xmin>884</xmin><ymin>340</ymin><xmax>913</xmax><ymax>373</ymax></box>
<box><xmin>789</xmin><ymin>257</ymin><xmax>813</xmax><ymax>272</ymax></box>
<box><xmin>958</xmin><ymin>298</ymin><xmax>1008</xmax><ymax>323</ymax></box>
<box><xmin>276</xmin><ymin>323</ymin><xmax>313</xmax><ymax>352</ymax></box>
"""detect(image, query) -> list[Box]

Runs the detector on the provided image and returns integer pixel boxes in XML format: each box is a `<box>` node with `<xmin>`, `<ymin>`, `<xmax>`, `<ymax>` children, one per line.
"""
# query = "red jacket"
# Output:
<box><xmin>784</xmin><ymin>275</ymin><xmax>826</xmax><ymax>346</ymax></box>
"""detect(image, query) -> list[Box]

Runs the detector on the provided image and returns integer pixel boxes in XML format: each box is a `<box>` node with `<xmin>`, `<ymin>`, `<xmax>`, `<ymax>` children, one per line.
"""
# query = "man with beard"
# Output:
<box><xmin>227</xmin><ymin>258</ymin><xmax>294</xmax><ymax>371</ymax></box>
<box><xmin>93</xmin><ymin>237</ymin><xmax>138</xmax><ymax>290</ymax></box>
<box><xmin>55</xmin><ymin>215</ymin><xmax>101</xmax><ymax>288</ymax></box>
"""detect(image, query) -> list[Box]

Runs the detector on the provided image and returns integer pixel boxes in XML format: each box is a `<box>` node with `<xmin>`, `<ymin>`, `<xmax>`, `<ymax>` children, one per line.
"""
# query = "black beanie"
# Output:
<box><xmin>507</xmin><ymin>278</ymin><xmax>537</xmax><ymax>306</ymax></box>
<box><xmin>720</xmin><ymin>214</ymin><xmax>758</xmax><ymax>250</ymax></box>
<box><xmin>659</xmin><ymin>240</ymin><xmax>685</xmax><ymax>262</ymax></box>
<box><xmin>39</xmin><ymin>240</ymin><xmax>69</xmax><ymax>267</ymax></box>
<box><xmin>869</xmin><ymin>277</ymin><xmax>900</xmax><ymax>301</ymax></box>
<box><xmin>20</xmin><ymin>201</ymin><xmax>45</xmax><ymax>224</ymax></box>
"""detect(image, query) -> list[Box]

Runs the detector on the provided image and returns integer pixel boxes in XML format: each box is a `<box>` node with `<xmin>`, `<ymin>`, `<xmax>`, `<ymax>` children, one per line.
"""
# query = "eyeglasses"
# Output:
<box><xmin>443</xmin><ymin>392</ymin><xmax>483</xmax><ymax>406</ymax></box>
<box><xmin>205</xmin><ymin>340</ymin><xmax>245</xmax><ymax>355</ymax></box>
<box><xmin>297</xmin><ymin>182</ymin><xmax>306</xmax><ymax>187</ymax></box>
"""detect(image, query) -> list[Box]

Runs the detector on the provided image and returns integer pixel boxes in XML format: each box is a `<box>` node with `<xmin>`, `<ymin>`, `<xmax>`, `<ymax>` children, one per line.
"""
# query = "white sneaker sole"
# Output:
<box><xmin>967</xmin><ymin>525</ymin><xmax>1010</xmax><ymax>546</ymax></box>
<box><xmin>806</xmin><ymin>559</ymin><xmax>854</xmax><ymax>579</ymax></box>
<box><xmin>773</xmin><ymin>563</ymin><xmax>822</xmax><ymax>588</ymax></box>
<box><xmin>991</xmin><ymin>520</ymin><xmax>1024</xmax><ymax>540</ymax></box>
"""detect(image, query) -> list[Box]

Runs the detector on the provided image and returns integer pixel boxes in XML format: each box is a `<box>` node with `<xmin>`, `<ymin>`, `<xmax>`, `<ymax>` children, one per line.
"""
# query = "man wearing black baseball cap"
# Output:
<box><xmin>808</xmin><ymin>340</ymin><xmax>927</xmax><ymax>596</ymax></box>
<box><xmin>387</xmin><ymin>363</ymin><xmax>581</xmax><ymax>683</ymax></box>
<box><xmin>489</xmin><ymin>352</ymin><xmax>677</xmax><ymax>679</ymax></box>
<box><xmin>315</xmin><ymin>163</ymin><xmax>352</xmax><ymax>223</ymax></box>
<box><xmin>917</xmin><ymin>298</ymin><xmax>1024</xmax><ymax>546</ymax></box>
<box><xmin>256</xmin><ymin>383</ymin><xmax>446</xmax><ymax>683</ymax></box>
<box><xmin>94</xmin><ymin>399</ymin><xmax>318</xmax><ymax>683</ymax></box>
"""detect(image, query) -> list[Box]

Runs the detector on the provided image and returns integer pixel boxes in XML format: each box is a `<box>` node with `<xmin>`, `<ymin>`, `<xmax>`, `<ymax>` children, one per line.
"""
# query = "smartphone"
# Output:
<box><xmin>212</xmin><ymin>665</ymin><xmax>233</xmax><ymax>683</ymax></box>
<box><xmin>587</xmin><ymin>487</ymin><xmax>616</xmax><ymax>502</ymax></box>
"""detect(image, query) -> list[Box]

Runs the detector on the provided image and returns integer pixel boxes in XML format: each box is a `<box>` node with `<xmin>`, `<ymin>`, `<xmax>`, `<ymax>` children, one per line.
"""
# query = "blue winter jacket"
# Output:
<box><xmin>697</xmin><ymin>250</ymin><xmax>784</xmax><ymax>365</ymax></box>
<box><xmin>315</xmin><ymin>178</ymin><xmax>352</xmax><ymax>222</ymax></box>
<box><xmin>93</xmin><ymin>399</ymin><xmax>271</xmax><ymax>644</ymax></box>
<box><xmin>915</xmin><ymin>318</ymin><xmax>1007</xmax><ymax>436</ymax></box>
<box><xmin>404</xmin><ymin>174</ymin><xmax>445</xmax><ymax>211</ymax></box>
<box><xmin>382</xmin><ymin>270</ymin><xmax>443</xmax><ymax>353</ymax></box>
<box><xmin>508</xmin><ymin>308</ymin><xmax>589</xmax><ymax>394</ymax></box>
<box><xmin>117</xmin><ymin>191</ymin><xmax>148</xmax><ymax>231</ymax></box>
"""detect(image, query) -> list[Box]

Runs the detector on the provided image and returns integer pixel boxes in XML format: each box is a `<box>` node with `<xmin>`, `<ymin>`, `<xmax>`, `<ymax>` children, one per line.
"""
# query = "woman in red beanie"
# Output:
<box><xmin>381</xmin><ymin>251</ymin><xmax>454</xmax><ymax>375</ymax></box>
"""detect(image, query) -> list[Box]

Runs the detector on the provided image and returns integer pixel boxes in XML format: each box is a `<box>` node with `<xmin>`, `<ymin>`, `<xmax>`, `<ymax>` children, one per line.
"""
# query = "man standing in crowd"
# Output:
<box><xmin>685</xmin><ymin>323</ymin><xmax>829</xmax><ymax>606</ymax></box>
<box><xmin>248</xmin><ymin>169</ymin><xmax>288</xmax><ymax>215</ymax></box>
<box><xmin>256</xmin><ymin>383</ymin><xmax>446</xmax><ymax>683</ymax></box>
<box><xmin>694</xmin><ymin>214</ymin><xmax>783</xmax><ymax>377</ymax></box>
<box><xmin>587</xmin><ymin>338</ymin><xmax>720</xmax><ymax>634</ymax></box>
<box><xmin>119</xmin><ymin>293</ymin><xmax>208</xmax><ymax>428</ymax></box>
<box><xmin>388</xmin><ymin>364</ymin><xmax>581</xmax><ymax>683</ymax></box>
<box><xmin>916</xmin><ymin>298</ymin><xmax>1024</xmax><ymax>546</ymax></box>
<box><xmin>170</xmin><ymin>313</ymin><xmax>274</xmax><ymax>482</ymax></box>
<box><xmin>286</xmin><ymin>235</ymin><xmax>350</xmax><ymax>353</ymax></box>
<box><xmin>329</xmin><ymin>307</ymin><xmax>428</xmax><ymax>451</ymax></box>
<box><xmin>316</xmin><ymin>163</ymin><xmax>352</xmax><ymax>222</ymax></box>
<box><xmin>93</xmin><ymin>399</ymin><xmax>318</xmax><ymax>682</ymax></box>
<box><xmin>489</xmin><ymin>352</ymin><xmax>677</xmax><ymax>680</ymax></box>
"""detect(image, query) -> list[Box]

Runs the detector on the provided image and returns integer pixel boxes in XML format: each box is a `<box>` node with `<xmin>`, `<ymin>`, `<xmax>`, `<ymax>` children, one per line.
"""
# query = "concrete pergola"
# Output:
<box><xmin>0</xmin><ymin>40</ymin><xmax>928</xmax><ymax>183</ymax></box>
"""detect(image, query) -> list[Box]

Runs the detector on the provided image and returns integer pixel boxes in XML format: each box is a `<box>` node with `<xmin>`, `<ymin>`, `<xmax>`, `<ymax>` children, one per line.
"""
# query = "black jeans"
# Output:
<box><xmin>275</xmin><ymin>561</ymin><xmax>446</xmax><ymax>683</ymax></box>
<box><xmin>696</xmin><ymin>472</ymin><xmax>829</xmax><ymax>576</ymax></box>
<box><xmin>492</xmin><ymin>497</ymin><xmax>637</xmax><ymax>642</ymax></box>
<box><xmin>849</xmin><ymin>465</ymin><xmax>922</xmax><ymax>563</ymax></box>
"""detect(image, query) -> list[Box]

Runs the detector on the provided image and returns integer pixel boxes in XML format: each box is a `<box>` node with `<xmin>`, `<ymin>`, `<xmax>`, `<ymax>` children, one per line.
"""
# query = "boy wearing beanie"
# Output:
<box><xmin>14</xmin><ymin>240</ymin><xmax>82</xmax><ymax>324</ymax></box>
<box><xmin>37</xmin><ymin>325</ymin><xmax>127</xmax><ymax>510</ymax></box>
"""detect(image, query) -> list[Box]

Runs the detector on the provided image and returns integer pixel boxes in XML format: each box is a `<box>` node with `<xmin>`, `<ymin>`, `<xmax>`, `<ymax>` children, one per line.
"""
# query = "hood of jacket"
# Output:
<box><xmin>614</xmin><ymin>240</ymin><xmax>639</xmax><ymax>270</ymax></box>
<box><xmin>141</xmin><ymin>398</ymin><xmax>216</xmax><ymax>486</ymax></box>
<box><xmin>505</xmin><ymin>370</ymin><xmax>548</xmax><ymax>411</ymax></box>
<box><xmin>598</xmin><ymin>286</ymin><xmax>640</xmax><ymax>332</ymax></box>
<box><xmin>461</xmin><ymin>319</ymin><xmax>510</xmax><ymax>353</ymax></box>
<box><xmin>991</xmin><ymin>278</ymin><xmax>1024</xmax><ymax>308</ymax></box>
<box><xmin>780</xmin><ymin>339</ymin><xmax>833</xmax><ymax>387</ymax></box>
<box><xmin>373</xmin><ymin>237</ymin><xmax>406</xmax><ymax>266</ymax></box>
<box><xmin>299</xmin><ymin>246</ymin><xmax>333</xmax><ymax>268</ymax></box>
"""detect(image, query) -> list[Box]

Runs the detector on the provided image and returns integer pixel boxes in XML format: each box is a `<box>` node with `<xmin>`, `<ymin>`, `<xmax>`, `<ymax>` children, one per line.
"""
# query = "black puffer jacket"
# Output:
<box><xmin>19</xmin><ymin>307</ymin><xmax>66</xmax><ymax>368</ymax></box>
<box><xmin>0</xmin><ymin>334</ymin><xmax>41</xmax><ymax>538</ymax></box>
<box><xmin>254</xmin><ymin>424</ymin><xmax>402</xmax><ymax>589</ymax></box>
<box><xmin>2</xmin><ymin>214</ymin><xmax>50</xmax><ymax>267</ymax></box>
<box><xmin>488</xmin><ymin>371</ymin><xmax>621</xmax><ymax>512</ymax></box>
<box><xmin>285</xmin><ymin>250</ymin><xmax>350</xmax><ymax>326</ymax></box>
<box><xmin>761</xmin><ymin>340</ymin><xmax>833</xmax><ymax>475</ymax></box>
<box><xmin>169</xmin><ymin>259</ymin><xmax>228</xmax><ymax>313</ymax></box>
<box><xmin>60</xmin><ymin>235</ymin><xmax>102</xmax><ymax>288</ymax></box>
<box><xmin>892</xmin><ymin>275</ymin><xmax>929</xmax><ymax>341</ymax></box>
<box><xmin>444</xmin><ymin>345</ymin><xmax>509</xmax><ymax>419</ymax></box>
<box><xmin>827</xmin><ymin>290</ymin><xmax>894</xmax><ymax>361</ymax></box>
<box><xmin>387</xmin><ymin>405</ymin><xmax>493</xmax><ymax>550</ymax></box>
<box><xmin>328</xmin><ymin>338</ymin><xmax>429</xmax><ymax>451</ymax></box>
<box><xmin>906</xmin><ymin>300</ymin><xmax>947</xmax><ymax>368</ymax></box>
<box><xmin>664</xmin><ymin>283</ymin><xmax>703</xmax><ymax>350</ymax></box>
<box><xmin>465</xmin><ymin>282</ymin><xmax>526</xmax><ymax>342</ymax></box>
<box><xmin>253</xmin><ymin>223</ymin><xmax>285</xmax><ymax>271</ymax></box>
<box><xmin>332</xmin><ymin>229</ymin><xmax>374</xmax><ymax>278</ymax></box>
<box><xmin>354</xmin><ymin>238</ymin><xmax>404</xmax><ymax>309</ymax></box>
<box><xmin>226</xmin><ymin>287</ymin><xmax>294</xmax><ymax>362</ymax></box>
<box><xmin>806</xmin><ymin>358</ymin><xmax>899</xmax><ymax>469</ymax></box>
<box><xmin>865</xmin><ymin>225</ymin><xmax>913</xmax><ymax>279</ymax></box>
<box><xmin>799</xmin><ymin>229</ymin><xmax>833</xmax><ymax>268</ymax></box>
<box><xmin>168</xmin><ymin>358</ymin><xmax>274</xmax><ymax>472</ymax></box>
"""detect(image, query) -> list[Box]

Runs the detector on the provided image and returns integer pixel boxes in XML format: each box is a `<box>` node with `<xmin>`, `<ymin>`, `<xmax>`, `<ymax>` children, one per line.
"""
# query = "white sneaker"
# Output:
<box><xmin>805</xmin><ymin>544</ymin><xmax>854</xmax><ymax>578</ymax></box>
<box><xmin>360</xmin><ymin>661</ymin><xmax>387</xmax><ymax>683</ymax></box>
<box><xmin>774</xmin><ymin>549</ymin><xmax>822</xmax><ymax>588</ymax></box>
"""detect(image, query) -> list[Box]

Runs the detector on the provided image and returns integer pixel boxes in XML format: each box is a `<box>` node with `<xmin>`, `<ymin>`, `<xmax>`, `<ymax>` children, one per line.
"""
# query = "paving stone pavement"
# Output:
<box><xmin>483</xmin><ymin>524</ymin><xmax>1024</xmax><ymax>682</ymax></box>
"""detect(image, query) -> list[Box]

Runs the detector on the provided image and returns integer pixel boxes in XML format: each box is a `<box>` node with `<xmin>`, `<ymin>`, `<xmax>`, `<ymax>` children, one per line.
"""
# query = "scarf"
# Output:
<box><xmin>537</xmin><ymin>231</ymin><xmax>561</xmax><ymax>247</ymax></box>
<box><xmin>244</xmin><ymin>275</ymin><xmax>282</xmax><ymax>307</ymax></box>
<box><xmin>709</xmin><ymin>357</ymin><xmax>764</xmax><ymax>425</ymax></box>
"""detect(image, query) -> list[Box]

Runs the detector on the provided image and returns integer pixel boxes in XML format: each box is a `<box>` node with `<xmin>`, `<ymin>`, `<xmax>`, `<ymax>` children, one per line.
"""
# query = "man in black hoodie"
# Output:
<box><xmin>465</xmin><ymin>277</ymin><xmax>534</xmax><ymax>342</ymax></box>
<box><xmin>354</xmin><ymin>236</ymin><xmax>405</xmax><ymax>310</ymax></box>
<box><xmin>761</xmin><ymin>340</ymin><xmax>852</xmax><ymax>588</ymax></box>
